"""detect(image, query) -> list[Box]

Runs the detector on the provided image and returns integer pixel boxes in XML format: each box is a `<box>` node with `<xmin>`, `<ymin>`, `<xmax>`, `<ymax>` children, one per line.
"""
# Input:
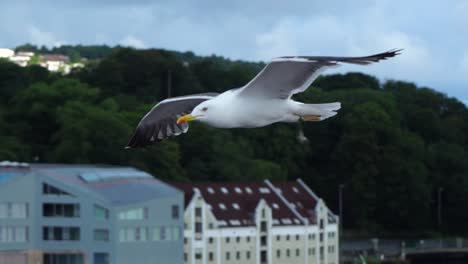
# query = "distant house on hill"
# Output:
<box><xmin>0</xmin><ymin>48</ymin><xmax>14</xmax><ymax>58</ymax></box>
<box><xmin>40</xmin><ymin>54</ymin><xmax>71</xmax><ymax>73</ymax></box>
<box><xmin>8</xmin><ymin>55</ymin><xmax>31</xmax><ymax>67</ymax></box>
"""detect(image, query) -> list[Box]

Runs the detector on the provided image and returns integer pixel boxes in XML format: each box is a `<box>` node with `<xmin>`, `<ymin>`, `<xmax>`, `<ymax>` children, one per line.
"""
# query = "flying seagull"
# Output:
<box><xmin>126</xmin><ymin>49</ymin><xmax>401</xmax><ymax>148</ymax></box>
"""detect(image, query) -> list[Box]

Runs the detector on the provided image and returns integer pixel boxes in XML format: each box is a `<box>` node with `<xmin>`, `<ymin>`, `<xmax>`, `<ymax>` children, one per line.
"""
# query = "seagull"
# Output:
<box><xmin>126</xmin><ymin>49</ymin><xmax>401</xmax><ymax>148</ymax></box>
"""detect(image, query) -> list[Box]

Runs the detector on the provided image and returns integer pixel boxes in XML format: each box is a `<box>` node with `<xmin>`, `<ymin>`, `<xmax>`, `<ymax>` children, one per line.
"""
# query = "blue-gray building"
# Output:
<box><xmin>0</xmin><ymin>161</ymin><xmax>184</xmax><ymax>264</ymax></box>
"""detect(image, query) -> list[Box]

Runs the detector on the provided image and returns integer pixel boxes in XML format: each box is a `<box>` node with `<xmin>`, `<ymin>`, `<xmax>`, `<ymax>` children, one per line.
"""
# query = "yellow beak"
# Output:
<box><xmin>177</xmin><ymin>114</ymin><xmax>197</xmax><ymax>124</ymax></box>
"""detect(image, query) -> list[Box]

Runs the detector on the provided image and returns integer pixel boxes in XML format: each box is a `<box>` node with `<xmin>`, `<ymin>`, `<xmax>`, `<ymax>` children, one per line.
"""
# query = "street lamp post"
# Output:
<box><xmin>438</xmin><ymin>187</ymin><xmax>444</xmax><ymax>249</ymax></box>
<box><xmin>339</xmin><ymin>184</ymin><xmax>345</xmax><ymax>231</ymax></box>
<box><xmin>338</xmin><ymin>184</ymin><xmax>344</xmax><ymax>264</ymax></box>
<box><xmin>438</xmin><ymin>187</ymin><xmax>443</xmax><ymax>227</ymax></box>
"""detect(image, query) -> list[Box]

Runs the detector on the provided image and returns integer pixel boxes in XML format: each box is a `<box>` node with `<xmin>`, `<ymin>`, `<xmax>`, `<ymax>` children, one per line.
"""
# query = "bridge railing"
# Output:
<box><xmin>342</xmin><ymin>238</ymin><xmax>468</xmax><ymax>256</ymax></box>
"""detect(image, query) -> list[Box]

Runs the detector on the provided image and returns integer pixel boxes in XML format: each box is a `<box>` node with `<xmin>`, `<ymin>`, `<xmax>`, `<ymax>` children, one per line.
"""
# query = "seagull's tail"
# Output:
<box><xmin>295</xmin><ymin>102</ymin><xmax>341</xmax><ymax>121</ymax></box>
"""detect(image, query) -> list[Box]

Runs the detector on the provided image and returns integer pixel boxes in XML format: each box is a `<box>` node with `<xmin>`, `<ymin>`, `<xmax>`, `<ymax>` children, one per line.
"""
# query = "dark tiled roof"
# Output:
<box><xmin>40</xmin><ymin>54</ymin><xmax>70</xmax><ymax>62</ymax></box>
<box><xmin>269</xmin><ymin>181</ymin><xmax>318</xmax><ymax>224</ymax></box>
<box><xmin>170</xmin><ymin>181</ymin><xmax>319</xmax><ymax>227</ymax></box>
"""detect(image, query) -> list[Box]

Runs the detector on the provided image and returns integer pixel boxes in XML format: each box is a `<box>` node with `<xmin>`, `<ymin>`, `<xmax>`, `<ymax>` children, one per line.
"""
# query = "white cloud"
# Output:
<box><xmin>28</xmin><ymin>26</ymin><xmax>64</xmax><ymax>47</ymax></box>
<box><xmin>0</xmin><ymin>0</ymin><xmax>467</xmax><ymax>102</ymax></box>
<box><xmin>120</xmin><ymin>35</ymin><xmax>146</xmax><ymax>48</ymax></box>
<box><xmin>255</xmin><ymin>20</ymin><xmax>298</xmax><ymax>61</ymax></box>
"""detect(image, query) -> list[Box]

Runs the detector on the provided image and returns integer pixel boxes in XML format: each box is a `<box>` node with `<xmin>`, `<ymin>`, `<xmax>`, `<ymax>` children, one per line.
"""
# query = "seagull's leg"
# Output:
<box><xmin>296</xmin><ymin>119</ymin><xmax>309</xmax><ymax>144</ymax></box>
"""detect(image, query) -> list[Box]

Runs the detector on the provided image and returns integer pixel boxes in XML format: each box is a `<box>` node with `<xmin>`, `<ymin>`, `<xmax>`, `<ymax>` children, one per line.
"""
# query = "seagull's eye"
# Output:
<box><xmin>202</xmin><ymin>107</ymin><xmax>208</xmax><ymax>112</ymax></box>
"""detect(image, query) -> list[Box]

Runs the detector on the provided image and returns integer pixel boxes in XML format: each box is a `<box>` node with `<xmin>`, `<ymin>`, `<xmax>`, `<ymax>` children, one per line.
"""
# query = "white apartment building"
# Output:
<box><xmin>0</xmin><ymin>48</ymin><xmax>14</xmax><ymax>58</ymax></box>
<box><xmin>40</xmin><ymin>54</ymin><xmax>71</xmax><ymax>73</ymax></box>
<box><xmin>172</xmin><ymin>179</ymin><xmax>339</xmax><ymax>264</ymax></box>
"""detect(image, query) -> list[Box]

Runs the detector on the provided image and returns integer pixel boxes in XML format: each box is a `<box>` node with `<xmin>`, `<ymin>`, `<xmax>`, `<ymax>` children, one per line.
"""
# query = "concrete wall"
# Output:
<box><xmin>116</xmin><ymin>194</ymin><xmax>184</xmax><ymax>264</ymax></box>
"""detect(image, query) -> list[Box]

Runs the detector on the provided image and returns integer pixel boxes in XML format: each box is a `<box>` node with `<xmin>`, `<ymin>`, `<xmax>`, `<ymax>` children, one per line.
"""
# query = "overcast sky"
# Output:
<box><xmin>1</xmin><ymin>0</ymin><xmax>467</xmax><ymax>104</ymax></box>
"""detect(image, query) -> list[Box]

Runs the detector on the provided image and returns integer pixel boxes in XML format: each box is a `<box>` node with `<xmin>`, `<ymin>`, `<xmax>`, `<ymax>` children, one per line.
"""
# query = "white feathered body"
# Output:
<box><xmin>196</xmin><ymin>88</ymin><xmax>340</xmax><ymax>128</ymax></box>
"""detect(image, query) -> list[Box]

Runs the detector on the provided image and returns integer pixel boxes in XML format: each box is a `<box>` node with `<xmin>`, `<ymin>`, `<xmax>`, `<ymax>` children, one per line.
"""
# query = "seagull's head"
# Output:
<box><xmin>176</xmin><ymin>101</ymin><xmax>213</xmax><ymax>125</ymax></box>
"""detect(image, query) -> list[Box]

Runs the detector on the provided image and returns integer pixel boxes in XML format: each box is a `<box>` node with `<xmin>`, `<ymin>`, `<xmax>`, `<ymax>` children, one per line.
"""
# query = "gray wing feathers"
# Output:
<box><xmin>126</xmin><ymin>93</ymin><xmax>218</xmax><ymax>148</ymax></box>
<box><xmin>240</xmin><ymin>49</ymin><xmax>401</xmax><ymax>99</ymax></box>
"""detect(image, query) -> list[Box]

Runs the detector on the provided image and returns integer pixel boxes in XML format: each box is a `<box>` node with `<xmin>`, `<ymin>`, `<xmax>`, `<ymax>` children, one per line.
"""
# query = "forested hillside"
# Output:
<box><xmin>1</xmin><ymin>46</ymin><xmax>467</xmax><ymax>236</ymax></box>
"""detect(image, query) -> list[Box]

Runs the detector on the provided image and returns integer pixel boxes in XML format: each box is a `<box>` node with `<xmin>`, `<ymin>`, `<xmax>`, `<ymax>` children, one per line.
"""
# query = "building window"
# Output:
<box><xmin>208</xmin><ymin>223</ymin><xmax>214</xmax><ymax>229</ymax></box>
<box><xmin>320</xmin><ymin>233</ymin><xmax>324</xmax><ymax>242</ymax></box>
<box><xmin>260</xmin><ymin>221</ymin><xmax>267</xmax><ymax>232</ymax></box>
<box><xmin>286</xmin><ymin>235</ymin><xmax>290</xmax><ymax>241</ymax></box>
<box><xmin>320</xmin><ymin>219</ymin><xmax>324</xmax><ymax>229</ymax></box>
<box><xmin>236</xmin><ymin>251</ymin><xmax>240</xmax><ymax>260</ymax></box>
<box><xmin>184</xmin><ymin>238</ymin><xmax>187</xmax><ymax>244</ymax></box>
<box><xmin>236</xmin><ymin>236</ymin><xmax>240</xmax><ymax>242</ymax></box>
<box><xmin>43</xmin><ymin>254</ymin><xmax>84</xmax><ymax>264</ymax></box>
<box><xmin>94</xmin><ymin>229</ymin><xmax>109</xmax><ymax>241</ymax></box>
<box><xmin>0</xmin><ymin>202</ymin><xmax>28</xmax><ymax>219</ymax></box>
<box><xmin>277</xmin><ymin>249</ymin><xmax>281</xmax><ymax>258</ymax></box>
<box><xmin>42</xmin><ymin>183</ymin><xmax>71</xmax><ymax>196</ymax></box>
<box><xmin>247</xmin><ymin>236</ymin><xmax>250</xmax><ymax>242</ymax></box>
<box><xmin>0</xmin><ymin>203</ymin><xmax>5</xmax><ymax>218</ymax></box>
<box><xmin>226</xmin><ymin>237</ymin><xmax>230</xmax><ymax>243</ymax></box>
<box><xmin>152</xmin><ymin>226</ymin><xmax>178</xmax><ymax>241</ymax></box>
<box><xmin>277</xmin><ymin>235</ymin><xmax>280</xmax><ymax>241</ymax></box>
<box><xmin>152</xmin><ymin>227</ymin><xmax>160</xmax><ymax>241</ymax></box>
<box><xmin>120</xmin><ymin>227</ymin><xmax>148</xmax><ymax>242</ymax></box>
<box><xmin>261</xmin><ymin>236</ymin><xmax>267</xmax><ymax>246</ymax></box>
<box><xmin>43</xmin><ymin>203</ymin><xmax>80</xmax><ymax>218</ymax></box>
<box><xmin>296</xmin><ymin>234</ymin><xmax>299</xmax><ymax>240</ymax></box>
<box><xmin>0</xmin><ymin>226</ymin><xmax>28</xmax><ymax>242</ymax></box>
<box><xmin>118</xmin><ymin>208</ymin><xmax>146</xmax><ymax>220</ymax></box>
<box><xmin>246</xmin><ymin>251</ymin><xmax>251</xmax><ymax>259</ymax></box>
<box><xmin>172</xmin><ymin>227</ymin><xmax>180</xmax><ymax>240</ymax></box>
<box><xmin>94</xmin><ymin>253</ymin><xmax>109</xmax><ymax>264</ymax></box>
<box><xmin>195</xmin><ymin>207</ymin><xmax>202</xmax><ymax>217</ymax></box>
<box><xmin>135</xmin><ymin>227</ymin><xmax>148</xmax><ymax>241</ymax></box>
<box><xmin>160</xmin><ymin>227</ymin><xmax>166</xmax><ymax>240</ymax></box>
<box><xmin>226</xmin><ymin>252</ymin><xmax>230</xmax><ymax>260</ymax></box>
<box><xmin>261</xmin><ymin>251</ymin><xmax>267</xmax><ymax>263</ymax></box>
<box><xmin>195</xmin><ymin>253</ymin><xmax>202</xmax><ymax>260</ymax></box>
<box><xmin>184</xmin><ymin>253</ymin><xmax>187</xmax><ymax>262</ymax></box>
<box><xmin>262</xmin><ymin>208</ymin><xmax>265</xmax><ymax>218</ymax></box>
<box><xmin>43</xmin><ymin>226</ymin><xmax>80</xmax><ymax>241</ymax></box>
<box><xmin>195</xmin><ymin>222</ymin><xmax>203</xmax><ymax>234</ymax></box>
<box><xmin>94</xmin><ymin>205</ymin><xmax>109</xmax><ymax>220</ymax></box>
<box><xmin>209</xmin><ymin>237</ymin><xmax>214</xmax><ymax>243</ymax></box>
<box><xmin>286</xmin><ymin>249</ymin><xmax>290</xmax><ymax>257</ymax></box>
<box><xmin>209</xmin><ymin>252</ymin><xmax>214</xmax><ymax>261</ymax></box>
<box><xmin>172</xmin><ymin>205</ymin><xmax>179</xmax><ymax>219</ymax></box>
<box><xmin>296</xmin><ymin>248</ymin><xmax>300</xmax><ymax>257</ymax></box>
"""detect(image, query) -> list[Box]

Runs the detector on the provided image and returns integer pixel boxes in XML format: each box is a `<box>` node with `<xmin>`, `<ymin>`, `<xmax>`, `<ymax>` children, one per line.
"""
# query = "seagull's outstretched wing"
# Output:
<box><xmin>126</xmin><ymin>93</ymin><xmax>219</xmax><ymax>148</ymax></box>
<box><xmin>238</xmin><ymin>49</ymin><xmax>402</xmax><ymax>99</ymax></box>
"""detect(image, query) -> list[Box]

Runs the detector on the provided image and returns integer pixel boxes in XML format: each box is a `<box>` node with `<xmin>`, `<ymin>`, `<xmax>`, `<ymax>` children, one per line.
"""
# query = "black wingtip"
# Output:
<box><xmin>380</xmin><ymin>48</ymin><xmax>403</xmax><ymax>58</ymax></box>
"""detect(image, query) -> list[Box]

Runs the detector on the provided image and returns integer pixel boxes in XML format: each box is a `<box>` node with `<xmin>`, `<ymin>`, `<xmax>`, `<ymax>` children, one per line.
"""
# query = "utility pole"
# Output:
<box><xmin>167</xmin><ymin>69</ymin><xmax>172</xmax><ymax>98</ymax></box>
<box><xmin>339</xmin><ymin>184</ymin><xmax>345</xmax><ymax>231</ymax></box>
<box><xmin>438</xmin><ymin>187</ymin><xmax>443</xmax><ymax>227</ymax></box>
<box><xmin>338</xmin><ymin>184</ymin><xmax>344</xmax><ymax>264</ymax></box>
<box><xmin>438</xmin><ymin>187</ymin><xmax>443</xmax><ymax>248</ymax></box>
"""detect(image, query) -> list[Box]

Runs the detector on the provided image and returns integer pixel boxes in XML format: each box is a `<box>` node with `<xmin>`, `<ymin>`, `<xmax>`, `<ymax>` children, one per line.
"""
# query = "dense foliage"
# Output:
<box><xmin>1</xmin><ymin>46</ymin><xmax>467</xmax><ymax>236</ymax></box>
